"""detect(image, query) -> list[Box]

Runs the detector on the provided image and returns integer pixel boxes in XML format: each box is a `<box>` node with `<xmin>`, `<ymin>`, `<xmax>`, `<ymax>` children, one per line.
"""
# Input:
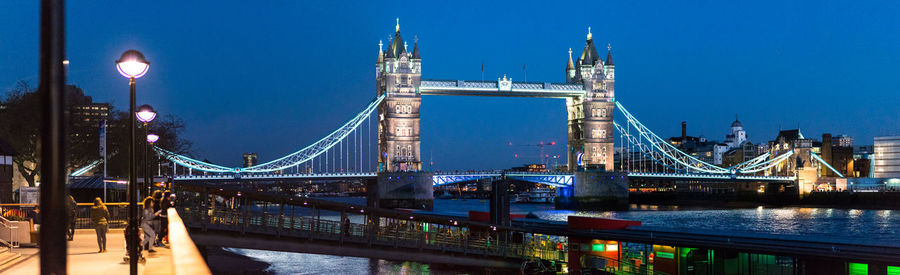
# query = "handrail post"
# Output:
<box><xmin>339</xmin><ymin>209</ymin><xmax>345</xmax><ymax>244</ymax></box>
<box><xmin>418</xmin><ymin>224</ymin><xmax>425</xmax><ymax>251</ymax></box>
<box><xmin>483</xmin><ymin>231</ymin><xmax>488</xmax><ymax>256</ymax></box>
<box><xmin>200</xmin><ymin>190</ymin><xmax>208</xmax><ymax>232</ymax></box>
<box><xmin>277</xmin><ymin>202</ymin><xmax>284</xmax><ymax>237</ymax></box>
<box><xmin>463</xmin><ymin>231</ymin><xmax>468</xmax><ymax>255</ymax></box>
<box><xmin>241</xmin><ymin>197</ymin><xmax>249</xmax><ymax>235</ymax></box>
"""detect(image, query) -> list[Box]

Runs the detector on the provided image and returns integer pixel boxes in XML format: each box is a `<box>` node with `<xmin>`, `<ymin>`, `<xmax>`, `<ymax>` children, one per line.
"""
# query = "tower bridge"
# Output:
<box><xmin>137</xmin><ymin>20</ymin><xmax>842</xmax><ymax>210</ymax></box>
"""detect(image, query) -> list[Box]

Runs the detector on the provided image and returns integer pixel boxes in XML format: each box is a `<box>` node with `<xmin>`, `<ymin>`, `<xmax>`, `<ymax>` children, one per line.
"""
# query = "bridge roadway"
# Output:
<box><xmin>419</xmin><ymin>79</ymin><xmax>585</xmax><ymax>98</ymax></box>
<box><xmin>175</xmin><ymin>183</ymin><xmax>899</xmax><ymax>271</ymax></box>
<box><xmin>172</xmin><ymin>171</ymin><xmax>795</xmax><ymax>187</ymax></box>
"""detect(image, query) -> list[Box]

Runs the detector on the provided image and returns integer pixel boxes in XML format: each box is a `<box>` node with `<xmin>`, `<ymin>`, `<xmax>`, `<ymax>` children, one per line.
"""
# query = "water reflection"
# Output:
<box><xmin>228</xmin><ymin>248</ymin><xmax>498</xmax><ymax>274</ymax></box>
<box><xmin>236</xmin><ymin>198</ymin><xmax>900</xmax><ymax>274</ymax></box>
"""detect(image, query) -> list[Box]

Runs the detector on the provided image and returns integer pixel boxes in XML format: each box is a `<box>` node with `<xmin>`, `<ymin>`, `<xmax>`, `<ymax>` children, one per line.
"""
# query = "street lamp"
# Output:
<box><xmin>146</xmin><ymin>133</ymin><xmax>160</xmax><ymax>193</ymax></box>
<box><xmin>136</xmin><ymin>104</ymin><xmax>157</xmax><ymax>124</ymax></box>
<box><xmin>116</xmin><ymin>49</ymin><xmax>148</xmax><ymax>275</ymax></box>
<box><xmin>137</xmin><ymin>105</ymin><xmax>157</xmax><ymax>196</ymax></box>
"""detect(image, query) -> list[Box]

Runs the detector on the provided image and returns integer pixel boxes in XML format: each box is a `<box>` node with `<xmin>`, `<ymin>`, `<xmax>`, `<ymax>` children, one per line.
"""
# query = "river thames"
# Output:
<box><xmin>223</xmin><ymin>198</ymin><xmax>899</xmax><ymax>274</ymax></box>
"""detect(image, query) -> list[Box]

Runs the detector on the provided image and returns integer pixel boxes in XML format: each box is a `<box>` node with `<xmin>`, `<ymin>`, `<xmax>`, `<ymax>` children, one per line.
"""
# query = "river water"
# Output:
<box><xmin>225</xmin><ymin>198</ymin><xmax>900</xmax><ymax>274</ymax></box>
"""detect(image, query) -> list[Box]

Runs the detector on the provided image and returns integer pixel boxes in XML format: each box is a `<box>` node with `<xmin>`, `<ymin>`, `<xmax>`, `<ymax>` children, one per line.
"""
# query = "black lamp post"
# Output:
<box><xmin>116</xmin><ymin>49</ymin><xmax>149</xmax><ymax>275</ymax></box>
<box><xmin>137</xmin><ymin>104</ymin><xmax>157</xmax><ymax>196</ymax></box>
<box><xmin>146</xmin><ymin>133</ymin><xmax>160</xmax><ymax>194</ymax></box>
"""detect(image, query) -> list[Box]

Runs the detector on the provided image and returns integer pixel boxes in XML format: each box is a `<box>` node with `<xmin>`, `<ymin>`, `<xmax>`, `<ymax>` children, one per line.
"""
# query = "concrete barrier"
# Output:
<box><xmin>167</xmin><ymin>208</ymin><xmax>212</xmax><ymax>275</ymax></box>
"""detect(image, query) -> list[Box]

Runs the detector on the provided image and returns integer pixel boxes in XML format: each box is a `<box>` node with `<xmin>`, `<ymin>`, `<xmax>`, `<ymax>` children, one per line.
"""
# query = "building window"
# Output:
<box><xmin>591</xmin><ymin>129</ymin><xmax>607</xmax><ymax>139</ymax></box>
<box><xmin>591</xmin><ymin>107</ymin><xmax>608</xmax><ymax>118</ymax></box>
<box><xmin>396</xmin><ymin>126</ymin><xmax>412</xmax><ymax>137</ymax></box>
<box><xmin>394</xmin><ymin>104</ymin><xmax>413</xmax><ymax>114</ymax></box>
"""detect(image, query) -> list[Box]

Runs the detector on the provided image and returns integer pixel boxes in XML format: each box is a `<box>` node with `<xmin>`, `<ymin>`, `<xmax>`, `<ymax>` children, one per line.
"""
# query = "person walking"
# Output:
<box><xmin>141</xmin><ymin>197</ymin><xmax>158</xmax><ymax>252</ymax></box>
<box><xmin>67</xmin><ymin>194</ymin><xmax>77</xmax><ymax>241</ymax></box>
<box><xmin>90</xmin><ymin>197</ymin><xmax>109</xmax><ymax>253</ymax></box>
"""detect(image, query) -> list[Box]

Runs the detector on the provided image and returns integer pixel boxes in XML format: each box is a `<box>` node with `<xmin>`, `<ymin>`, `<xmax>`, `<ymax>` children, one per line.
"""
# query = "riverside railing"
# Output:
<box><xmin>173</xmin><ymin>184</ymin><xmax>567</xmax><ymax>264</ymax></box>
<box><xmin>0</xmin><ymin>203</ymin><xmax>140</xmax><ymax>229</ymax></box>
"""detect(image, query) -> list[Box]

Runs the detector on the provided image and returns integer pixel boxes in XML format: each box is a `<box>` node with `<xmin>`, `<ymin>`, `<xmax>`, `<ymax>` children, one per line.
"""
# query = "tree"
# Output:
<box><xmin>104</xmin><ymin>112</ymin><xmax>193</xmax><ymax>177</ymax></box>
<box><xmin>0</xmin><ymin>81</ymin><xmax>41</xmax><ymax>186</ymax></box>
<box><xmin>0</xmin><ymin>82</ymin><xmax>194</xmax><ymax>184</ymax></box>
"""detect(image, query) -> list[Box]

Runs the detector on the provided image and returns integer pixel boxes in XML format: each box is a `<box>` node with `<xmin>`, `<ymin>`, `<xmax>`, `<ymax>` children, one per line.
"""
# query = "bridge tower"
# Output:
<box><xmin>566</xmin><ymin>28</ymin><xmax>615</xmax><ymax>172</ymax></box>
<box><xmin>558</xmin><ymin>28</ymin><xmax>628</xmax><ymax>210</ymax></box>
<box><xmin>372</xmin><ymin>19</ymin><xmax>433</xmax><ymax>210</ymax></box>
<box><xmin>377</xmin><ymin>18</ymin><xmax>422</xmax><ymax>172</ymax></box>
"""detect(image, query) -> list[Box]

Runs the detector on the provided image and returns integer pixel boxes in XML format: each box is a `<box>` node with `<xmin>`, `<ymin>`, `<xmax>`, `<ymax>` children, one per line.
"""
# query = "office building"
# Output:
<box><xmin>874</xmin><ymin>136</ymin><xmax>900</xmax><ymax>178</ymax></box>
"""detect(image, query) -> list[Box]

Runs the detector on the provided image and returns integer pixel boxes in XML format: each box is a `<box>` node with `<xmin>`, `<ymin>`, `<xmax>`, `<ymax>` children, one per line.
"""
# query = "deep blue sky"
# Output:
<box><xmin>2</xmin><ymin>1</ymin><xmax>899</xmax><ymax>170</ymax></box>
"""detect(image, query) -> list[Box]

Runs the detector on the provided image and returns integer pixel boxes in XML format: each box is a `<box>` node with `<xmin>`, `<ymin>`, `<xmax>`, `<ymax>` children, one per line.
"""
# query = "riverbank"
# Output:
<box><xmin>205</xmin><ymin>246</ymin><xmax>272</xmax><ymax>274</ymax></box>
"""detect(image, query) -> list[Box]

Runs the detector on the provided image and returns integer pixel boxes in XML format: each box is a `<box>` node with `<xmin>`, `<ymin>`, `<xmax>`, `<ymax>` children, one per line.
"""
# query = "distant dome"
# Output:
<box><xmin>731</xmin><ymin>120</ymin><xmax>743</xmax><ymax>128</ymax></box>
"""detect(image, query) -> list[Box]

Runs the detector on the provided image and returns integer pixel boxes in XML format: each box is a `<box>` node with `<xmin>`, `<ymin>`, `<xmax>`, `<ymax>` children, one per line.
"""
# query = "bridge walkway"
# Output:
<box><xmin>175</xmin><ymin>184</ymin><xmax>567</xmax><ymax>269</ymax></box>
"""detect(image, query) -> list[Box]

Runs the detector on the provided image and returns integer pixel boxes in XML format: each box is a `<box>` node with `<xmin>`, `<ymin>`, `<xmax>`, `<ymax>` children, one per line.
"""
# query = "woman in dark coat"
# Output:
<box><xmin>90</xmin><ymin>197</ymin><xmax>110</xmax><ymax>252</ymax></box>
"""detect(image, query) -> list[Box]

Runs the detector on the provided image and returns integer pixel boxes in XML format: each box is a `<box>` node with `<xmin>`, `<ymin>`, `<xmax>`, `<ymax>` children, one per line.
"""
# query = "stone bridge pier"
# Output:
<box><xmin>556</xmin><ymin>170</ymin><xmax>629</xmax><ymax>210</ymax></box>
<box><xmin>369</xmin><ymin>171</ymin><xmax>434</xmax><ymax>210</ymax></box>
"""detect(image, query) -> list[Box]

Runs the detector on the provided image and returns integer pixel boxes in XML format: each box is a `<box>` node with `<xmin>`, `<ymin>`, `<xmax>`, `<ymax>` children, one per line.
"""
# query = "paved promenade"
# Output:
<box><xmin>3</xmin><ymin>229</ymin><xmax>172</xmax><ymax>274</ymax></box>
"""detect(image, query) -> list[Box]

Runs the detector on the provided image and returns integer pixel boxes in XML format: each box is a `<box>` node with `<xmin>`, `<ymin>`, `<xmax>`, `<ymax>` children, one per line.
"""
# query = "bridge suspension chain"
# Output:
<box><xmin>614</xmin><ymin>101</ymin><xmax>730</xmax><ymax>174</ymax></box>
<box><xmin>155</xmin><ymin>94</ymin><xmax>385</xmax><ymax>175</ymax></box>
<box><xmin>614</xmin><ymin>101</ymin><xmax>797</xmax><ymax>175</ymax></box>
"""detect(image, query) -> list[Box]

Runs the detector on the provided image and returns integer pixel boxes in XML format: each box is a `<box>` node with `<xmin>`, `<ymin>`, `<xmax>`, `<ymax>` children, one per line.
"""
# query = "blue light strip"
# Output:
<box><xmin>811</xmin><ymin>152</ymin><xmax>845</xmax><ymax>178</ymax></box>
<box><xmin>738</xmin><ymin>151</ymin><xmax>794</xmax><ymax>173</ymax></box>
<box><xmin>726</xmin><ymin>152</ymin><xmax>770</xmax><ymax>170</ymax></box>
<box><xmin>69</xmin><ymin>159</ymin><xmax>102</xmax><ymax>177</ymax></box>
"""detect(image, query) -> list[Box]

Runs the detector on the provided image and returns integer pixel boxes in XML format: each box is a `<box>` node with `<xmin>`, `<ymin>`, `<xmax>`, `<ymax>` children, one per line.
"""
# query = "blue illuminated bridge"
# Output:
<box><xmin>72</xmin><ymin>24</ymin><xmax>845</xmax><ymax>186</ymax></box>
<box><xmin>142</xmin><ymin>82</ymin><xmax>822</xmax><ymax>184</ymax></box>
<box><xmin>171</xmin><ymin>171</ymin><xmax>796</xmax><ymax>187</ymax></box>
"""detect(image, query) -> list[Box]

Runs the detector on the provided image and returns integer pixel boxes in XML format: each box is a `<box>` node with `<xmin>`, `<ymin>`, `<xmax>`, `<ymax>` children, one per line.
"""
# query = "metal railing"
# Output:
<box><xmin>0</xmin><ymin>215</ymin><xmax>17</xmax><ymax>248</ymax></box>
<box><xmin>0</xmin><ymin>203</ymin><xmax>140</xmax><ymax>229</ymax></box>
<box><xmin>174</xmin><ymin>186</ymin><xmax>568</xmax><ymax>264</ymax></box>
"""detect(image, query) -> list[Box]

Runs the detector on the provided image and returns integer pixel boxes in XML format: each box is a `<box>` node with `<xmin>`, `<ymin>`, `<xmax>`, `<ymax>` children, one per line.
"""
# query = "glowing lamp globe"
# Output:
<box><xmin>136</xmin><ymin>104</ymin><xmax>157</xmax><ymax>123</ymax></box>
<box><xmin>146</xmin><ymin>133</ymin><xmax>160</xmax><ymax>144</ymax></box>
<box><xmin>115</xmin><ymin>50</ymin><xmax>150</xmax><ymax>79</ymax></box>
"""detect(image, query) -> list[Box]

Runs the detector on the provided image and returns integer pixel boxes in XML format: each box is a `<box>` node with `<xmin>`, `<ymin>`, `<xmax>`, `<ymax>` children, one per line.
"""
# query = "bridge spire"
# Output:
<box><xmin>605</xmin><ymin>43</ymin><xmax>614</xmax><ymax>66</ymax></box>
<box><xmin>377</xmin><ymin>40</ymin><xmax>384</xmax><ymax>63</ymax></box>
<box><xmin>580</xmin><ymin>27</ymin><xmax>600</xmax><ymax>66</ymax></box>
<box><xmin>388</xmin><ymin>19</ymin><xmax>406</xmax><ymax>58</ymax></box>
<box><xmin>411</xmin><ymin>36</ymin><xmax>420</xmax><ymax>59</ymax></box>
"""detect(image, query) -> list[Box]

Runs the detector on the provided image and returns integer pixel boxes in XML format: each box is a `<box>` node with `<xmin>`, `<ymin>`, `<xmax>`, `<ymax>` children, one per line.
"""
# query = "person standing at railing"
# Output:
<box><xmin>157</xmin><ymin>191</ymin><xmax>173</xmax><ymax>246</ymax></box>
<box><xmin>151</xmin><ymin>190</ymin><xmax>163</xmax><ymax>247</ymax></box>
<box><xmin>90</xmin><ymin>197</ymin><xmax>110</xmax><ymax>253</ymax></box>
<box><xmin>141</xmin><ymin>197</ymin><xmax>158</xmax><ymax>253</ymax></box>
<box><xmin>67</xmin><ymin>194</ymin><xmax>76</xmax><ymax>241</ymax></box>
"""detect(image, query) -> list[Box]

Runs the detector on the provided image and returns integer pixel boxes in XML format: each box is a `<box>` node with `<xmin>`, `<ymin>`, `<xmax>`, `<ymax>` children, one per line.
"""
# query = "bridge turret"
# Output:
<box><xmin>373</xmin><ymin>19</ymin><xmax>432</xmax><ymax>210</ymax></box>
<box><xmin>603</xmin><ymin>44</ymin><xmax>615</xmax><ymax>95</ymax></box>
<box><xmin>567</xmin><ymin>27</ymin><xmax>615</xmax><ymax>172</ymax></box>
<box><xmin>378</xmin><ymin>18</ymin><xmax>422</xmax><ymax>172</ymax></box>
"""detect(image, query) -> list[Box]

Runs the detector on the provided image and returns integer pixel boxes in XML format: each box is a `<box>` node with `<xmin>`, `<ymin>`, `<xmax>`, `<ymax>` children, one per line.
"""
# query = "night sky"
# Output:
<box><xmin>2</xmin><ymin>1</ymin><xmax>899</xmax><ymax>171</ymax></box>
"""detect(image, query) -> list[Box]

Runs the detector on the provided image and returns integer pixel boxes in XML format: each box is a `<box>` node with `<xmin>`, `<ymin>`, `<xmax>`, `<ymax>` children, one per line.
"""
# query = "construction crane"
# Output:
<box><xmin>508</xmin><ymin>141</ymin><xmax>558</xmax><ymax>168</ymax></box>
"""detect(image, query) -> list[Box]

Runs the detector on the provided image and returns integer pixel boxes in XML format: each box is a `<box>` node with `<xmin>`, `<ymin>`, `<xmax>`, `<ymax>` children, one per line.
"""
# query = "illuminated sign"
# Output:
<box><xmin>655</xmin><ymin>252</ymin><xmax>674</xmax><ymax>259</ymax></box>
